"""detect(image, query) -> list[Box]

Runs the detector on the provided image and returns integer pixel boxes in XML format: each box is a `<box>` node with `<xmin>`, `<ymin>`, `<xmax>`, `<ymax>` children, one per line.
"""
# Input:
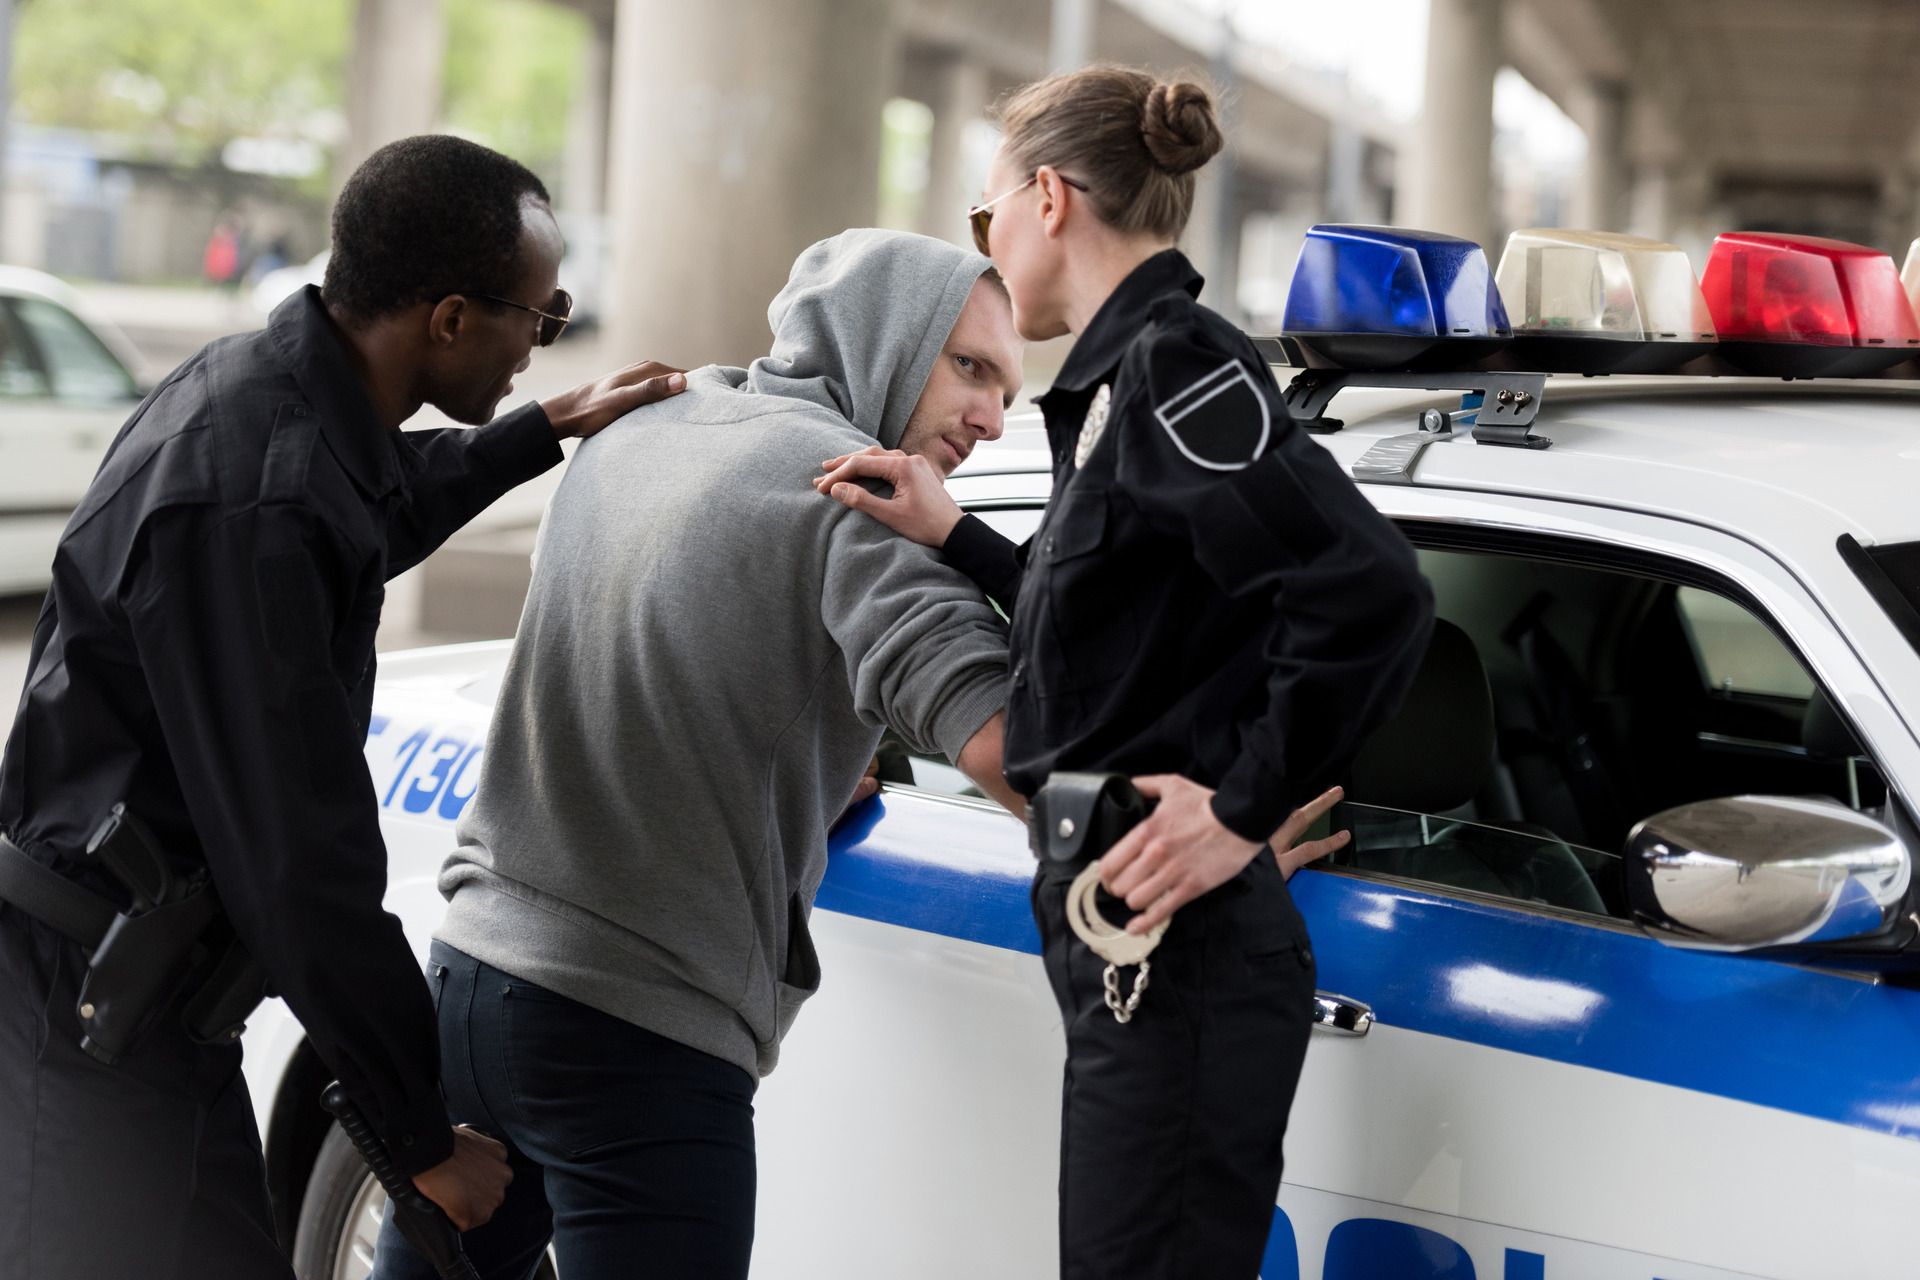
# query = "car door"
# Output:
<box><xmin>1274</xmin><ymin>487</ymin><xmax>1920</xmax><ymax>1280</ymax></box>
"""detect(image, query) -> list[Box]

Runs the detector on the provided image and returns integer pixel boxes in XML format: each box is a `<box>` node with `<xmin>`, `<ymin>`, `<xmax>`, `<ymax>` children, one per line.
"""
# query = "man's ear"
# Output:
<box><xmin>426</xmin><ymin>295</ymin><xmax>470</xmax><ymax>349</ymax></box>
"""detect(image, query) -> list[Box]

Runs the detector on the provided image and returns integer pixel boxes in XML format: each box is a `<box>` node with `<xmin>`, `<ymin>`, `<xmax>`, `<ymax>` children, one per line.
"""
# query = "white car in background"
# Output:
<box><xmin>0</xmin><ymin>267</ymin><xmax>144</xmax><ymax>594</ymax></box>
<box><xmin>230</xmin><ymin>361</ymin><xmax>1920</xmax><ymax>1280</ymax></box>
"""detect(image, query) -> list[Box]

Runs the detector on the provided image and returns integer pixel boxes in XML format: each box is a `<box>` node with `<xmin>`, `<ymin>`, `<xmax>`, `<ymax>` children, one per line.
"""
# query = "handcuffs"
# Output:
<box><xmin>1030</xmin><ymin>773</ymin><xmax>1170</xmax><ymax>1023</ymax></box>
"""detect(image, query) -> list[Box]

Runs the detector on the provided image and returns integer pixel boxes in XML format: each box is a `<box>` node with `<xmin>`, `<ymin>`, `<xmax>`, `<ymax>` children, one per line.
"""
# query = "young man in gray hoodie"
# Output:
<box><xmin>369</xmin><ymin>230</ymin><xmax>1023</xmax><ymax>1280</ymax></box>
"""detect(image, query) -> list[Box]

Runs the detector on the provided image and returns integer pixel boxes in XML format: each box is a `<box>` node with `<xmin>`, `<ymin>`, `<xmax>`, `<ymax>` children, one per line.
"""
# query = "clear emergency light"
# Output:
<box><xmin>1493</xmin><ymin>229</ymin><xmax>1716</xmax><ymax>374</ymax></box>
<box><xmin>1281</xmin><ymin>225</ymin><xmax>1511</xmax><ymax>370</ymax></box>
<box><xmin>1700</xmin><ymin>232</ymin><xmax>1920</xmax><ymax>376</ymax></box>
<box><xmin>1898</xmin><ymin>238</ymin><xmax>1920</xmax><ymax>322</ymax></box>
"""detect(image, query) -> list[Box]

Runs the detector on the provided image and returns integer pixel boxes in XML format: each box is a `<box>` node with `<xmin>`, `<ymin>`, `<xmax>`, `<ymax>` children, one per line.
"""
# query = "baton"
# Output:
<box><xmin>320</xmin><ymin>1082</ymin><xmax>482</xmax><ymax>1280</ymax></box>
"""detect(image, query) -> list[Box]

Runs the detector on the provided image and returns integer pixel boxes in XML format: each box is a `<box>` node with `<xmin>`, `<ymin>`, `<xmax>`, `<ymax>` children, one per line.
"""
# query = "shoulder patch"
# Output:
<box><xmin>1152</xmin><ymin>359</ymin><xmax>1270</xmax><ymax>471</ymax></box>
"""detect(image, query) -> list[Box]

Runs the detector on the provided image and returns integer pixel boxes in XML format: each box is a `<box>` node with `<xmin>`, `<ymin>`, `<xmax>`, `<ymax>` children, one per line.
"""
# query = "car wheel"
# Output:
<box><xmin>291</xmin><ymin>1121</ymin><xmax>557</xmax><ymax>1280</ymax></box>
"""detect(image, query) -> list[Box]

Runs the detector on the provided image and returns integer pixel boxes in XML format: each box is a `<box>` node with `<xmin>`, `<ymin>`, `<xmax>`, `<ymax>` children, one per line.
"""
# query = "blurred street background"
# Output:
<box><xmin>4</xmin><ymin>0</ymin><xmax>1920</xmax><ymax>719</ymax></box>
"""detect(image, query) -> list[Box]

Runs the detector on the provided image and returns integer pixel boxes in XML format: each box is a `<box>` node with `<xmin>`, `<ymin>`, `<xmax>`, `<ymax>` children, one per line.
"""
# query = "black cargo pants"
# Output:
<box><xmin>0</xmin><ymin>906</ymin><xmax>291</xmax><ymax>1280</ymax></box>
<box><xmin>1034</xmin><ymin>846</ymin><xmax>1316</xmax><ymax>1280</ymax></box>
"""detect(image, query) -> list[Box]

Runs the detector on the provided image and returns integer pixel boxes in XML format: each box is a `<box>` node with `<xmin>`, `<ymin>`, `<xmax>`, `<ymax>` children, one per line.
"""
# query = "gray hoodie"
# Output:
<box><xmin>435</xmin><ymin>230</ymin><xmax>1010</xmax><ymax>1080</ymax></box>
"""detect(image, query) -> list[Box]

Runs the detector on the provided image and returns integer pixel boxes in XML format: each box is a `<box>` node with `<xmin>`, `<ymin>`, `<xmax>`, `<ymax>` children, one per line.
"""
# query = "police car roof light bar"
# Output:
<box><xmin>1281</xmin><ymin>225</ymin><xmax>1513</xmax><ymax>372</ymax></box>
<box><xmin>1279</xmin><ymin>363</ymin><xmax>1550</xmax><ymax>450</ymax></box>
<box><xmin>1493</xmin><ymin>229</ymin><xmax>1717</xmax><ymax>375</ymax></box>
<box><xmin>1701</xmin><ymin>232</ymin><xmax>1920</xmax><ymax>377</ymax></box>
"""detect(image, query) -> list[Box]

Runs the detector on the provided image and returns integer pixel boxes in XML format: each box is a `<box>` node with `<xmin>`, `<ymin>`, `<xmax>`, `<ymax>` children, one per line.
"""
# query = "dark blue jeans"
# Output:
<box><xmin>369</xmin><ymin>942</ymin><xmax>757</xmax><ymax>1280</ymax></box>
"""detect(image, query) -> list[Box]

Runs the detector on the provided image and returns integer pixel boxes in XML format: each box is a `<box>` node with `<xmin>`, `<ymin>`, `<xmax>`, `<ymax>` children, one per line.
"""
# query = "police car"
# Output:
<box><xmin>247</xmin><ymin>226</ymin><xmax>1920</xmax><ymax>1280</ymax></box>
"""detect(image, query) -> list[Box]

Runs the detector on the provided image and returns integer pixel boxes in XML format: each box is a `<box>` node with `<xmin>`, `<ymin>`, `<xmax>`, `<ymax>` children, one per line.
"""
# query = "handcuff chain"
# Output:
<box><xmin>1102</xmin><ymin>959</ymin><xmax>1151</xmax><ymax>1023</ymax></box>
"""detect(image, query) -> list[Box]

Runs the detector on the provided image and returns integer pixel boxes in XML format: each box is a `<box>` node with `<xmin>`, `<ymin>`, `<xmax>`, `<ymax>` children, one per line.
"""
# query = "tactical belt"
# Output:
<box><xmin>0</xmin><ymin>812</ymin><xmax>265</xmax><ymax>1062</ymax></box>
<box><xmin>0</xmin><ymin>837</ymin><xmax>115</xmax><ymax>948</ymax></box>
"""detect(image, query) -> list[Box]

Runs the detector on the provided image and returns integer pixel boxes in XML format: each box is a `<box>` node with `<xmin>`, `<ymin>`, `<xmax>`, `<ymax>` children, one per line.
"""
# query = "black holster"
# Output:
<box><xmin>0</xmin><ymin>803</ymin><xmax>272</xmax><ymax>1063</ymax></box>
<box><xmin>1027</xmin><ymin>772</ymin><xmax>1156</xmax><ymax>883</ymax></box>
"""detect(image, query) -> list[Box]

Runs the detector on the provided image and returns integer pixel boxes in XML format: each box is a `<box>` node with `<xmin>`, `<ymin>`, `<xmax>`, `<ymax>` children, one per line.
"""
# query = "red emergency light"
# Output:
<box><xmin>1700</xmin><ymin>232</ymin><xmax>1920</xmax><ymax>376</ymax></box>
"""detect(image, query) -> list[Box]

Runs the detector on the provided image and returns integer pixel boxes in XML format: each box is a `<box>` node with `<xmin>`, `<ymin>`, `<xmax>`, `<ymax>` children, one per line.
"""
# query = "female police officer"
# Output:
<box><xmin>818</xmin><ymin>69</ymin><xmax>1433</xmax><ymax>1279</ymax></box>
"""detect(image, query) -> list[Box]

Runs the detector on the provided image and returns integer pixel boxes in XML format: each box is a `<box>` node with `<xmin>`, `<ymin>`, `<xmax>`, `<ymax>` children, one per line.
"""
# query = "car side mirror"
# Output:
<box><xmin>1624</xmin><ymin>795</ymin><xmax>1910</xmax><ymax>951</ymax></box>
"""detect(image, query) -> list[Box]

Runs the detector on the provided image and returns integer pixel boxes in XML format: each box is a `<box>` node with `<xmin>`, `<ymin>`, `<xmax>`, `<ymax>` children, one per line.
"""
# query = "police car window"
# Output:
<box><xmin>0</xmin><ymin>304</ymin><xmax>48</xmax><ymax>397</ymax></box>
<box><xmin>1674</xmin><ymin>586</ymin><xmax>1814</xmax><ymax>698</ymax></box>
<box><xmin>11</xmin><ymin>298</ymin><xmax>137</xmax><ymax>401</ymax></box>
<box><xmin>1320</xmin><ymin>544</ymin><xmax>1886</xmax><ymax>923</ymax></box>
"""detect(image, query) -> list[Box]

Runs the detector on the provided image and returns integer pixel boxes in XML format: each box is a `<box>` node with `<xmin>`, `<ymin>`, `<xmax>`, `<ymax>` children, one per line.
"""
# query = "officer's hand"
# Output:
<box><xmin>815</xmin><ymin>447</ymin><xmax>965</xmax><ymax>547</ymax></box>
<box><xmin>1101</xmin><ymin>774</ymin><xmax>1263</xmax><ymax>935</ymax></box>
<box><xmin>1270</xmin><ymin>786</ymin><xmax>1350</xmax><ymax>881</ymax></box>
<box><xmin>541</xmin><ymin>361</ymin><xmax>688</xmax><ymax>441</ymax></box>
<box><xmin>412</xmin><ymin>1125</ymin><xmax>512</xmax><ymax>1231</ymax></box>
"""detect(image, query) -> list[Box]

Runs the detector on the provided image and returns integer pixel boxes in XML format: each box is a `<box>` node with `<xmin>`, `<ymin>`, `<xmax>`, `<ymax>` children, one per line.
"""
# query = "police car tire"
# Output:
<box><xmin>290</xmin><ymin>1123</ymin><xmax>562</xmax><ymax>1280</ymax></box>
<box><xmin>291</xmin><ymin>1122</ymin><xmax>380</xmax><ymax>1280</ymax></box>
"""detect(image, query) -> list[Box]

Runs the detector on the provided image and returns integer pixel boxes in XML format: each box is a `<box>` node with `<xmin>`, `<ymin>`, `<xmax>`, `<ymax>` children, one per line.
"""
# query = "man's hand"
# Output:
<box><xmin>541</xmin><ymin>360</ymin><xmax>687</xmax><ymax>441</ymax></box>
<box><xmin>1270</xmin><ymin>786</ymin><xmax>1349</xmax><ymax>881</ymax></box>
<box><xmin>835</xmin><ymin>756</ymin><xmax>881</xmax><ymax>826</ymax></box>
<box><xmin>411</xmin><ymin>1125</ymin><xmax>513</xmax><ymax>1231</ymax></box>
<box><xmin>815</xmin><ymin>446</ymin><xmax>966</xmax><ymax>548</ymax></box>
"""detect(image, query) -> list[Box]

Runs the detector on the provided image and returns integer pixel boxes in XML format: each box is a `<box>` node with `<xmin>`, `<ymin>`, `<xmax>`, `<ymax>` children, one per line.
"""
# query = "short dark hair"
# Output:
<box><xmin>324</xmin><ymin>135</ymin><xmax>551</xmax><ymax>323</ymax></box>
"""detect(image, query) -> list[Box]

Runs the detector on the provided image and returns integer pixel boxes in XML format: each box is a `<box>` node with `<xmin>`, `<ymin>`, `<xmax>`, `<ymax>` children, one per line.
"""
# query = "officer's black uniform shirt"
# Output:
<box><xmin>0</xmin><ymin>287</ymin><xmax>564</xmax><ymax>1175</ymax></box>
<box><xmin>944</xmin><ymin>250</ymin><xmax>1434</xmax><ymax>841</ymax></box>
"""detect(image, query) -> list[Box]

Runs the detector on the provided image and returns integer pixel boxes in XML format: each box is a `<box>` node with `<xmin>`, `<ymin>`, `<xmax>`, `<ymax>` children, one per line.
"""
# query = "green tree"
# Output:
<box><xmin>442</xmin><ymin>0</ymin><xmax>589</xmax><ymax>182</ymax></box>
<box><xmin>13</xmin><ymin>0</ymin><xmax>352</xmax><ymax>166</ymax></box>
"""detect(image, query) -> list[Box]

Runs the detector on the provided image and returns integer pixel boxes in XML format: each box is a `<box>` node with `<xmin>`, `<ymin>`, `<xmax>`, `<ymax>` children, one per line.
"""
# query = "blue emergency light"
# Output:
<box><xmin>1281</xmin><ymin>225</ymin><xmax>1512</xmax><ymax>370</ymax></box>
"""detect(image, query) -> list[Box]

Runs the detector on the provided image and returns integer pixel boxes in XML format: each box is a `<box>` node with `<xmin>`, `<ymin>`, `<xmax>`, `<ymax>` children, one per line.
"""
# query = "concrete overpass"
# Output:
<box><xmin>335</xmin><ymin>0</ymin><xmax>1920</xmax><ymax>368</ymax></box>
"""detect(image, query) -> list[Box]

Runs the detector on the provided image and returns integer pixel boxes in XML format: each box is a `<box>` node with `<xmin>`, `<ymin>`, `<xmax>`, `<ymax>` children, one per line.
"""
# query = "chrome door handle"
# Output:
<box><xmin>1312</xmin><ymin>991</ymin><xmax>1373</xmax><ymax>1036</ymax></box>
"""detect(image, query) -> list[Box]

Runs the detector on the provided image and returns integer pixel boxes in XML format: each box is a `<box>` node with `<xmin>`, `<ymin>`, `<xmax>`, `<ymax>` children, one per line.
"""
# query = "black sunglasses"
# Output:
<box><xmin>967</xmin><ymin>173</ymin><xmax>1089</xmax><ymax>256</ymax></box>
<box><xmin>471</xmin><ymin>288</ymin><xmax>573</xmax><ymax>346</ymax></box>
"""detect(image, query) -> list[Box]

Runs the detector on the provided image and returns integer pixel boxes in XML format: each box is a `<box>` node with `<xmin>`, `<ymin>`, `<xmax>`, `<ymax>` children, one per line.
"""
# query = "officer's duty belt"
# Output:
<box><xmin>0</xmin><ymin>837</ymin><xmax>115</xmax><ymax>948</ymax></box>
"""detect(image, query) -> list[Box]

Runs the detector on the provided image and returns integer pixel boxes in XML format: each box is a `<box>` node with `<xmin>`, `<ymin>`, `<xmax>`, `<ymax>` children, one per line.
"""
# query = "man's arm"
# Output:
<box><xmin>955</xmin><ymin>710</ymin><xmax>1024</xmax><ymax>818</ymax></box>
<box><xmin>125</xmin><ymin>504</ymin><xmax>508</xmax><ymax>1224</ymax></box>
<box><xmin>819</xmin><ymin>497</ymin><xmax>1013</xmax><ymax>811</ymax></box>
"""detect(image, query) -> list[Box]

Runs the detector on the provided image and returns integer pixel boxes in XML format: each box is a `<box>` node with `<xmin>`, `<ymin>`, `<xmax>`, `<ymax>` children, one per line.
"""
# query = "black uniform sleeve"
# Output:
<box><xmin>124</xmin><ymin>502</ymin><xmax>455</xmax><ymax>1176</ymax></box>
<box><xmin>942</xmin><ymin>513</ymin><xmax>1026</xmax><ymax>610</ymax></box>
<box><xmin>1115</xmin><ymin>322</ymin><xmax>1434</xmax><ymax>842</ymax></box>
<box><xmin>386</xmin><ymin>400</ymin><xmax>564</xmax><ymax>577</ymax></box>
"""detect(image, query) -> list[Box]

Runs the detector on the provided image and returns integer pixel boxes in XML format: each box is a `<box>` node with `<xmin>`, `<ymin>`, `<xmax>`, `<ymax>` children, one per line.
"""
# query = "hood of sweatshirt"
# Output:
<box><xmin>745</xmin><ymin>228</ymin><xmax>992</xmax><ymax>449</ymax></box>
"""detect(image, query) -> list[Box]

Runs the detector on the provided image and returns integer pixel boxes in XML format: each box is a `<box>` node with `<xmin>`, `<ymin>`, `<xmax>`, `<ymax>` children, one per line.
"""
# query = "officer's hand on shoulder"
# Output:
<box><xmin>412</xmin><ymin>1124</ymin><xmax>513</xmax><ymax>1231</ymax></box>
<box><xmin>815</xmin><ymin>446</ymin><xmax>965</xmax><ymax>548</ymax></box>
<box><xmin>541</xmin><ymin>360</ymin><xmax>688</xmax><ymax>441</ymax></box>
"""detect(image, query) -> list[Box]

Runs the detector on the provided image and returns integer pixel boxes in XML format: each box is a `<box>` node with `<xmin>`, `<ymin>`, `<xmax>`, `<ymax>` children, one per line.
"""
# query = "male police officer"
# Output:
<box><xmin>0</xmin><ymin>135</ymin><xmax>685</xmax><ymax>1278</ymax></box>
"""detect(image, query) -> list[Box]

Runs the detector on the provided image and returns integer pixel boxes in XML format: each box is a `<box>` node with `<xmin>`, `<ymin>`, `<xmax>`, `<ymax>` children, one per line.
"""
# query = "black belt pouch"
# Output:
<box><xmin>1027</xmin><ymin>772</ymin><xmax>1156</xmax><ymax>883</ymax></box>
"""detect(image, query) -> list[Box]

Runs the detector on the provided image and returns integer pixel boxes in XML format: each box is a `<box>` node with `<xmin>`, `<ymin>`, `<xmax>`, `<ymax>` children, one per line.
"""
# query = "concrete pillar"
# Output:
<box><xmin>1407</xmin><ymin>0</ymin><xmax>1500</xmax><ymax>251</ymax></box>
<box><xmin>1327</xmin><ymin>121</ymin><xmax>1365</xmax><ymax>223</ymax></box>
<box><xmin>920</xmin><ymin>56</ymin><xmax>991</xmax><ymax>248</ymax></box>
<box><xmin>336</xmin><ymin>0</ymin><xmax>446</xmax><ymax>192</ymax></box>
<box><xmin>1050</xmin><ymin>0</ymin><xmax>1094</xmax><ymax>74</ymax></box>
<box><xmin>1626</xmin><ymin>165</ymin><xmax>1670</xmax><ymax>241</ymax></box>
<box><xmin>562</xmin><ymin>16</ymin><xmax>614</xmax><ymax>216</ymax></box>
<box><xmin>604</xmin><ymin>0</ymin><xmax>895</xmax><ymax>368</ymax></box>
<box><xmin>1572</xmin><ymin>81</ymin><xmax>1627</xmax><ymax>232</ymax></box>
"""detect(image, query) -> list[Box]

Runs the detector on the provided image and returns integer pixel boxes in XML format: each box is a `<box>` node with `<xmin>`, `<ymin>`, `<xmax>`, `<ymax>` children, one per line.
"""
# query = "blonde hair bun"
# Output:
<box><xmin>1142</xmin><ymin>81</ymin><xmax>1223</xmax><ymax>176</ymax></box>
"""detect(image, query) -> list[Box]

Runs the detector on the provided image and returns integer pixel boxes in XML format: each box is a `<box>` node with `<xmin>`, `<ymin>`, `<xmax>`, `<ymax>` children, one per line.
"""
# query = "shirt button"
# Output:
<box><xmin>1043</xmin><ymin>537</ymin><xmax>1056</xmax><ymax>558</ymax></box>
<box><xmin>1013</xmin><ymin>659</ymin><xmax>1027</xmax><ymax>685</ymax></box>
<box><xmin>401</xmin><ymin>1134</ymin><xmax>414</xmax><ymax>1147</ymax></box>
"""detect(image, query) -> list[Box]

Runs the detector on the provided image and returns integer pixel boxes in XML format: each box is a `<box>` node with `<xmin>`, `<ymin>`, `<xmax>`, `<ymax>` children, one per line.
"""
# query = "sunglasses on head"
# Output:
<box><xmin>967</xmin><ymin>173</ymin><xmax>1090</xmax><ymax>256</ymax></box>
<box><xmin>471</xmin><ymin>288</ymin><xmax>574</xmax><ymax>346</ymax></box>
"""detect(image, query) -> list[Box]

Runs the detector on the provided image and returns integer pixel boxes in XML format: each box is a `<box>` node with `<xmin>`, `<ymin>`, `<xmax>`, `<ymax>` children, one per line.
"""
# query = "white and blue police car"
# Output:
<box><xmin>248</xmin><ymin>225</ymin><xmax>1920</xmax><ymax>1280</ymax></box>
